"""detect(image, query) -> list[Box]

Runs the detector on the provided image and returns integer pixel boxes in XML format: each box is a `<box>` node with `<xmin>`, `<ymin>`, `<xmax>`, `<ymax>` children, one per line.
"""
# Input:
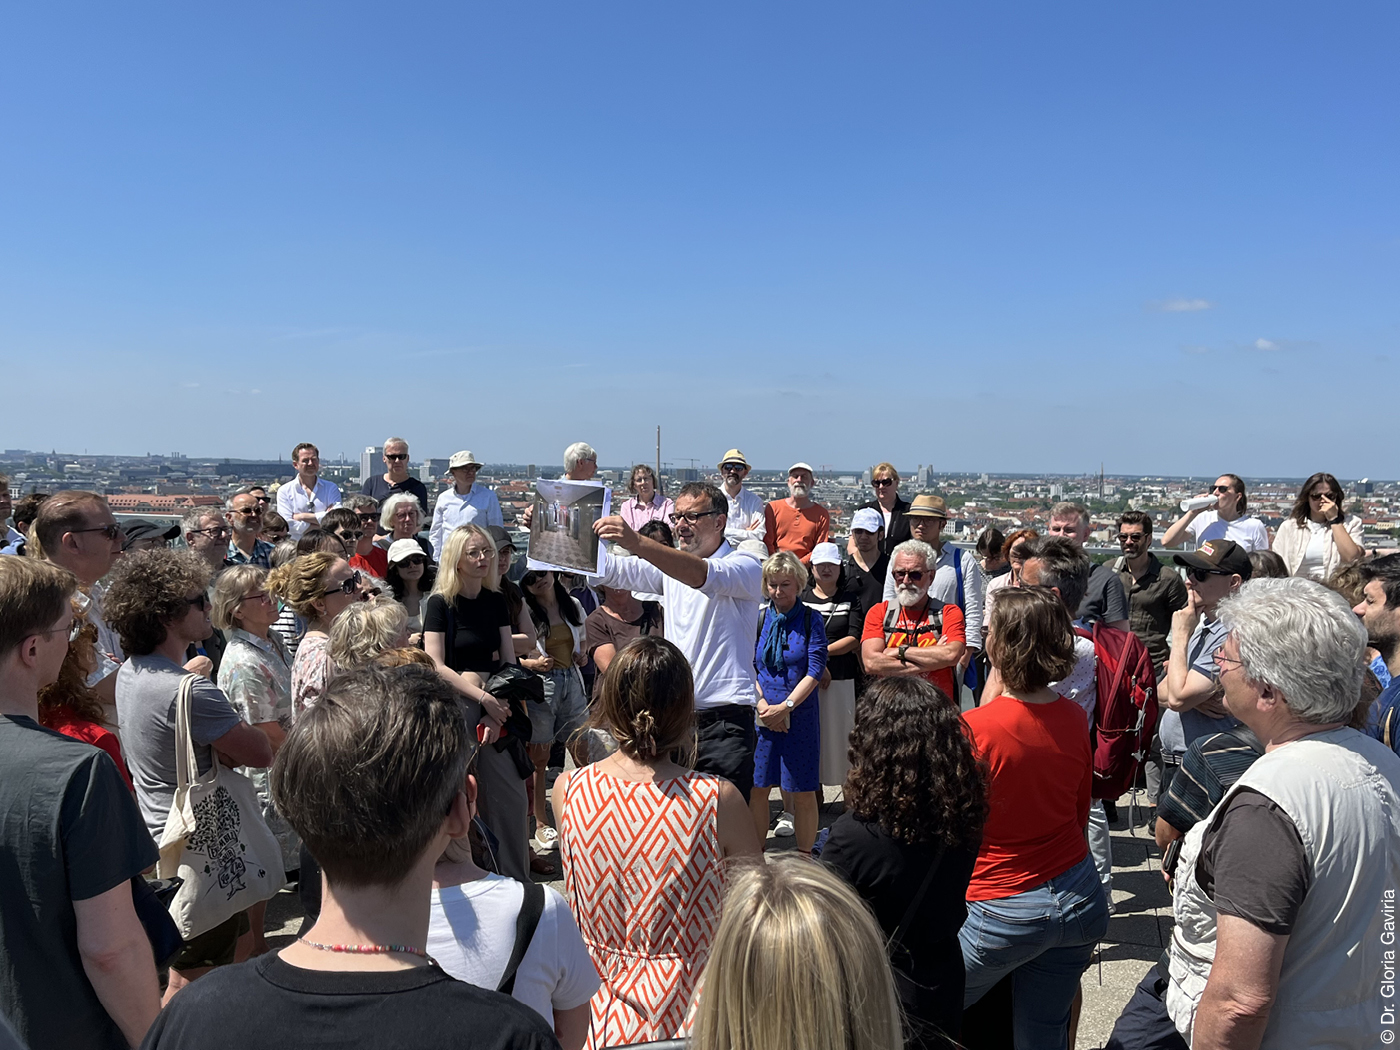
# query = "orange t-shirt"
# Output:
<box><xmin>763</xmin><ymin>500</ymin><xmax>830</xmax><ymax>563</ymax></box>
<box><xmin>861</xmin><ymin>600</ymin><xmax>965</xmax><ymax>702</ymax></box>
<box><xmin>961</xmin><ymin>695</ymin><xmax>1092</xmax><ymax>901</ymax></box>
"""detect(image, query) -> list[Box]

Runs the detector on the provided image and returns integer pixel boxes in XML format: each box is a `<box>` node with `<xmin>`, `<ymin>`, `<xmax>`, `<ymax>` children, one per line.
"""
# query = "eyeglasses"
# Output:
<box><xmin>34</xmin><ymin>617</ymin><xmax>80</xmax><ymax>644</ymax></box>
<box><xmin>872</xmin><ymin>478</ymin><xmax>895</xmax><ymax>488</ymax></box>
<box><xmin>322</xmin><ymin>570</ymin><xmax>363</xmax><ymax>596</ymax></box>
<box><xmin>71</xmin><ymin>523</ymin><xmax>123</xmax><ymax>541</ymax></box>
<box><xmin>385</xmin><ymin>453</ymin><xmax>408</xmax><ymax>461</ymax></box>
<box><xmin>462</xmin><ymin>547</ymin><xmax>494</xmax><ymax>561</ymax></box>
<box><xmin>189</xmin><ymin>526</ymin><xmax>232</xmax><ymax>539</ymax></box>
<box><xmin>237</xmin><ymin>592</ymin><xmax>272</xmax><ymax>606</ymax></box>
<box><xmin>1186</xmin><ymin>567</ymin><xmax>1232</xmax><ymax>583</ymax></box>
<box><xmin>184</xmin><ymin>593</ymin><xmax>210</xmax><ymax>612</ymax></box>
<box><xmin>891</xmin><ymin>569</ymin><xmax>926</xmax><ymax>582</ymax></box>
<box><xmin>669</xmin><ymin>510</ymin><xmax>721</xmax><ymax>525</ymax></box>
<box><xmin>1212</xmin><ymin>649</ymin><xmax>1243</xmax><ymax>671</ymax></box>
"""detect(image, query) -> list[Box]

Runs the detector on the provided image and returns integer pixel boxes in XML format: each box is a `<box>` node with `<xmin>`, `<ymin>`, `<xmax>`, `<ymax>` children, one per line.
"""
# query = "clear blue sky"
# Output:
<box><xmin>2</xmin><ymin>3</ymin><xmax>1395</xmax><ymax>478</ymax></box>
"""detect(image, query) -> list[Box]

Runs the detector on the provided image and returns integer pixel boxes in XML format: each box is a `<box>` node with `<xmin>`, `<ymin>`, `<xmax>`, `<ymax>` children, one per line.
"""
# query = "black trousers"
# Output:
<box><xmin>1105</xmin><ymin>957</ymin><xmax>1189</xmax><ymax>1050</ymax></box>
<box><xmin>693</xmin><ymin>704</ymin><xmax>758</xmax><ymax>798</ymax></box>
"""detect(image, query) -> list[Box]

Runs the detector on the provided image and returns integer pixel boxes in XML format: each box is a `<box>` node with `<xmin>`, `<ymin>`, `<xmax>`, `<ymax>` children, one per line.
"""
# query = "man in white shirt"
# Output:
<box><xmin>1161</xmin><ymin>473</ymin><xmax>1271</xmax><ymax>553</ymax></box>
<box><xmin>718</xmin><ymin>448</ymin><xmax>766</xmax><ymax>549</ymax></box>
<box><xmin>430</xmin><ymin>451</ymin><xmax>504</xmax><ymax>560</ymax></box>
<box><xmin>593</xmin><ymin>481</ymin><xmax>763</xmax><ymax>796</ymax></box>
<box><xmin>275</xmin><ymin>442</ymin><xmax>342</xmax><ymax>540</ymax></box>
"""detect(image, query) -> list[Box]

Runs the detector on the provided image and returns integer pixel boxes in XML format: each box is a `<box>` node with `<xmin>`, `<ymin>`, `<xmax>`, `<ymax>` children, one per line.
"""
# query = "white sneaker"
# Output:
<box><xmin>532</xmin><ymin>825</ymin><xmax>559</xmax><ymax>852</ymax></box>
<box><xmin>773</xmin><ymin>812</ymin><xmax>796</xmax><ymax>837</ymax></box>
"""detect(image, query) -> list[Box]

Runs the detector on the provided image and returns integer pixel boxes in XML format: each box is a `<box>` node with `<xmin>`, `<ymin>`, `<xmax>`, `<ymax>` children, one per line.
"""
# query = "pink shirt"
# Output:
<box><xmin>620</xmin><ymin>492</ymin><xmax>674</xmax><ymax>532</ymax></box>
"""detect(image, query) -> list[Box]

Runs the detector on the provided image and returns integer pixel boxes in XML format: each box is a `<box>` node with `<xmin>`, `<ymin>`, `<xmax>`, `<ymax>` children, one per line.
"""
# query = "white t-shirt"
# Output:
<box><xmin>1051</xmin><ymin>636</ymin><xmax>1097</xmax><ymax>726</ymax></box>
<box><xmin>1185</xmin><ymin>511</ymin><xmax>1270</xmax><ymax>553</ymax></box>
<box><xmin>1298</xmin><ymin>520</ymin><xmax>1331</xmax><ymax>580</ymax></box>
<box><xmin>427</xmin><ymin>874</ymin><xmax>600</xmax><ymax>1025</ymax></box>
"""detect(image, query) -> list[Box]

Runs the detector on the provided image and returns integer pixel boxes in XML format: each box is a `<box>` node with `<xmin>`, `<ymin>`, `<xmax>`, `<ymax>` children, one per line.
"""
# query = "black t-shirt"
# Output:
<box><xmin>361</xmin><ymin>473</ymin><xmax>431</xmax><ymax>517</ymax></box>
<box><xmin>141</xmin><ymin>953</ymin><xmax>560</xmax><ymax>1050</ymax></box>
<box><xmin>0</xmin><ymin>715</ymin><xmax>160</xmax><ymax>1050</ymax></box>
<box><xmin>823</xmin><ymin>813</ymin><xmax>979</xmax><ymax>1045</ymax></box>
<box><xmin>1077</xmin><ymin>562</ymin><xmax>1130</xmax><ymax>625</ymax></box>
<box><xmin>423</xmin><ymin>591</ymin><xmax>511</xmax><ymax>675</ymax></box>
<box><xmin>801</xmin><ymin>581</ymin><xmax>864</xmax><ymax>681</ymax></box>
<box><xmin>1196</xmin><ymin>788</ymin><xmax>1310</xmax><ymax>935</ymax></box>
<box><xmin>844</xmin><ymin>554</ymin><xmax>889</xmax><ymax>624</ymax></box>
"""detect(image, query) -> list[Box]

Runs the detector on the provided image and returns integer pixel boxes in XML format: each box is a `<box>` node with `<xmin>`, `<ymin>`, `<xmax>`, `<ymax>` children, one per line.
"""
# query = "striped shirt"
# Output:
<box><xmin>1157</xmin><ymin>724</ymin><xmax>1265</xmax><ymax>833</ymax></box>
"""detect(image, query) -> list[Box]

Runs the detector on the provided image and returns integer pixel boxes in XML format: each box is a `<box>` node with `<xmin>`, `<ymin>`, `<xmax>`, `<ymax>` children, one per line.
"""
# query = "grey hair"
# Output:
<box><xmin>891</xmin><ymin>539</ymin><xmax>937</xmax><ymax>570</ymax></box>
<box><xmin>1218</xmin><ymin>577</ymin><xmax>1366</xmax><ymax>725</ymax></box>
<box><xmin>1022</xmin><ymin>536</ymin><xmax>1090</xmax><ymax>613</ymax></box>
<box><xmin>383</xmin><ymin>436</ymin><xmax>408</xmax><ymax>452</ymax></box>
<box><xmin>210</xmin><ymin>564</ymin><xmax>266</xmax><ymax>631</ymax></box>
<box><xmin>225</xmin><ymin>487</ymin><xmax>256</xmax><ymax>509</ymax></box>
<box><xmin>761</xmin><ymin>550</ymin><xmax>809</xmax><ymax>593</ymax></box>
<box><xmin>563</xmin><ymin>442</ymin><xmax>597</xmax><ymax>473</ymax></box>
<box><xmin>269</xmin><ymin>538</ymin><xmax>300</xmax><ymax>570</ymax></box>
<box><xmin>346</xmin><ymin>494</ymin><xmax>379</xmax><ymax>513</ymax></box>
<box><xmin>1049</xmin><ymin>501</ymin><xmax>1089</xmax><ymax>528</ymax></box>
<box><xmin>327</xmin><ymin>596</ymin><xmax>409</xmax><ymax>669</ymax></box>
<box><xmin>181</xmin><ymin>506</ymin><xmax>225</xmax><ymax>536</ymax></box>
<box><xmin>379</xmin><ymin>493</ymin><xmax>421</xmax><ymax>531</ymax></box>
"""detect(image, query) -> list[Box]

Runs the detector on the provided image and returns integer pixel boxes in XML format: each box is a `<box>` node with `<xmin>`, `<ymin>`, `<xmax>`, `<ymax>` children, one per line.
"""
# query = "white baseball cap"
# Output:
<box><xmin>850</xmin><ymin>507</ymin><xmax>883</xmax><ymax>533</ymax></box>
<box><xmin>788</xmin><ymin>462</ymin><xmax>814</xmax><ymax>475</ymax></box>
<box><xmin>387</xmin><ymin>539</ymin><xmax>427</xmax><ymax>564</ymax></box>
<box><xmin>810</xmin><ymin>542</ymin><xmax>843</xmax><ymax>566</ymax></box>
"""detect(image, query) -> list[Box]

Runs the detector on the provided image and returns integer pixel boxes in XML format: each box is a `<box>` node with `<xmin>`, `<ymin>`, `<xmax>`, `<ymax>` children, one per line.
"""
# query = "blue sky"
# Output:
<box><xmin>1</xmin><ymin>3</ymin><xmax>1395</xmax><ymax>477</ymax></box>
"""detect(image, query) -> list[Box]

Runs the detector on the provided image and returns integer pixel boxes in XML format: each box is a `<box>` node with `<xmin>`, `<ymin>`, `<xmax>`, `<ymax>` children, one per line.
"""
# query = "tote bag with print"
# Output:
<box><xmin>156</xmin><ymin>674</ymin><xmax>284</xmax><ymax>939</ymax></box>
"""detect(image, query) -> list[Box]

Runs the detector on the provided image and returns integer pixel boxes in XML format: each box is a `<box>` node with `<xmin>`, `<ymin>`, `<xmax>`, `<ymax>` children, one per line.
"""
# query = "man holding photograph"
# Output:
<box><xmin>592</xmin><ymin>482</ymin><xmax>764</xmax><ymax>796</ymax></box>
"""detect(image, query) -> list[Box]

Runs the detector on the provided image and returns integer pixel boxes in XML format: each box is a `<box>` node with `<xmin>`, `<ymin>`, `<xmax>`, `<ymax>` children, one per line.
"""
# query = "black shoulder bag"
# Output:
<box><xmin>497</xmin><ymin>882</ymin><xmax>546</xmax><ymax>995</ymax></box>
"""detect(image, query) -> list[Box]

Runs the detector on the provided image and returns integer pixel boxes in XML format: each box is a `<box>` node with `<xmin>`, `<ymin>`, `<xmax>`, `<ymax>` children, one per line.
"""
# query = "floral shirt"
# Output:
<box><xmin>291</xmin><ymin>633</ymin><xmax>334</xmax><ymax>718</ymax></box>
<box><xmin>217</xmin><ymin>628</ymin><xmax>293</xmax><ymax>728</ymax></box>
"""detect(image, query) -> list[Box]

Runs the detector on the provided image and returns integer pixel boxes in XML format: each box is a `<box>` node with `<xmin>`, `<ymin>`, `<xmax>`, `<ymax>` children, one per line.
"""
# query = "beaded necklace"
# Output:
<box><xmin>299</xmin><ymin>938</ymin><xmax>436</xmax><ymax>965</ymax></box>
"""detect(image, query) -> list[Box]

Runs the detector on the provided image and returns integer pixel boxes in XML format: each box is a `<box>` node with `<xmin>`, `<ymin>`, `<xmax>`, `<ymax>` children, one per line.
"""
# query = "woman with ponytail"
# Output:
<box><xmin>552</xmin><ymin>636</ymin><xmax>760</xmax><ymax>1050</ymax></box>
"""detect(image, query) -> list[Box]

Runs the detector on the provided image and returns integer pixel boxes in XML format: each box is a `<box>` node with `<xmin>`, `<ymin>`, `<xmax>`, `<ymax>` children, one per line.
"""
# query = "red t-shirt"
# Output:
<box><xmin>42</xmin><ymin>706</ymin><xmax>135</xmax><ymax>792</ymax></box>
<box><xmin>763</xmin><ymin>500</ymin><xmax>830</xmax><ymax>563</ymax></box>
<box><xmin>351</xmin><ymin>546</ymin><xmax>389</xmax><ymax>578</ymax></box>
<box><xmin>861</xmin><ymin>600</ymin><xmax>966</xmax><ymax>702</ymax></box>
<box><xmin>961</xmin><ymin>695</ymin><xmax>1092</xmax><ymax>901</ymax></box>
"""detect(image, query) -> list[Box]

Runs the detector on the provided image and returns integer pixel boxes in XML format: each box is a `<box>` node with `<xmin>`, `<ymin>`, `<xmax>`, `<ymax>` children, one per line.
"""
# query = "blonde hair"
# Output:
<box><xmin>692</xmin><ymin>856</ymin><xmax>903</xmax><ymax>1050</ymax></box>
<box><xmin>870</xmin><ymin>462</ymin><xmax>899</xmax><ymax>483</ymax></box>
<box><xmin>266</xmin><ymin>552</ymin><xmax>343</xmax><ymax>618</ymax></box>
<box><xmin>433</xmin><ymin>525</ymin><xmax>499</xmax><ymax>599</ymax></box>
<box><xmin>327</xmin><ymin>597</ymin><xmax>409</xmax><ymax>669</ymax></box>
<box><xmin>761</xmin><ymin>550</ymin><xmax>808</xmax><ymax>593</ymax></box>
<box><xmin>211</xmin><ymin>564</ymin><xmax>266</xmax><ymax>631</ymax></box>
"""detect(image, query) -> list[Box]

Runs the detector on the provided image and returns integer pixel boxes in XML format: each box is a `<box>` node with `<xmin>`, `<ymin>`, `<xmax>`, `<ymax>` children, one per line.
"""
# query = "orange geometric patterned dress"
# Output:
<box><xmin>560</xmin><ymin>764</ymin><xmax>725</xmax><ymax>1050</ymax></box>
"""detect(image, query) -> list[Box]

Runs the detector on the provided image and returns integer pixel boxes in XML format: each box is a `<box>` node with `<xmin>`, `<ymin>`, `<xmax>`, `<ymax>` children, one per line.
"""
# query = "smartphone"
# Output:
<box><xmin>1163</xmin><ymin>837</ymin><xmax>1183</xmax><ymax>878</ymax></box>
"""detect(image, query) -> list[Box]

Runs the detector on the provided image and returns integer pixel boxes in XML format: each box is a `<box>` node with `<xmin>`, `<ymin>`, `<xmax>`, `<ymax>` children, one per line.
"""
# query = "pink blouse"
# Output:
<box><xmin>619</xmin><ymin>492</ymin><xmax>674</xmax><ymax>532</ymax></box>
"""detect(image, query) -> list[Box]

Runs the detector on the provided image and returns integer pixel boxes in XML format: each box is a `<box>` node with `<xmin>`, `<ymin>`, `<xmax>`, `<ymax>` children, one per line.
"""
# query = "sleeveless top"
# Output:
<box><xmin>560</xmin><ymin>764</ymin><xmax>724</xmax><ymax>1050</ymax></box>
<box><xmin>1167</xmin><ymin>727</ymin><xmax>1400</xmax><ymax>1048</ymax></box>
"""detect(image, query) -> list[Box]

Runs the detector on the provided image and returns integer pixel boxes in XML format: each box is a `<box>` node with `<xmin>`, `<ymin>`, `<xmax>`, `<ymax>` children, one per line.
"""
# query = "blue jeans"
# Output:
<box><xmin>959</xmin><ymin>853</ymin><xmax>1110</xmax><ymax>1050</ymax></box>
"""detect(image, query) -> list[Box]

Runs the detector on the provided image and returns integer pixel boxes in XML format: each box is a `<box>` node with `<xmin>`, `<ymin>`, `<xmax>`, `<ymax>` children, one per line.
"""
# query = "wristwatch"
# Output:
<box><xmin>784</xmin><ymin>699</ymin><xmax>795</xmax><ymax>710</ymax></box>
<box><xmin>898</xmin><ymin>644</ymin><xmax>909</xmax><ymax>664</ymax></box>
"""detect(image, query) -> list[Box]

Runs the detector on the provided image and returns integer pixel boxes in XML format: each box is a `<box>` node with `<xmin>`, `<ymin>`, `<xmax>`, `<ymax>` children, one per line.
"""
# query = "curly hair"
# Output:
<box><xmin>103</xmin><ymin>549</ymin><xmax>211</xmax><ymax>656</ymax></box>
<box><xmin>38</xmin><ymin>606</ymin><xmax>109</xmax><ymax>728</ymax></box>
<box><xmin>843</xmin><ymin>677</ymin><xmax>987</xmax><ymax>850</ymax></box>
<box><xmin>266</xmin><ymin>552</ymin><xmax>341</xmax><ymax>618</ymax></box>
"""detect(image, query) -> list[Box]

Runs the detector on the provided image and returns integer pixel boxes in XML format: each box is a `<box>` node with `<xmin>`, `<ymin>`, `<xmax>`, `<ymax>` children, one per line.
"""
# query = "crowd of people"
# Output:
<box><xmin>0</xmin><ymin>444</ymin><xmax>1397</xmax><ymax>1050</ymax></box>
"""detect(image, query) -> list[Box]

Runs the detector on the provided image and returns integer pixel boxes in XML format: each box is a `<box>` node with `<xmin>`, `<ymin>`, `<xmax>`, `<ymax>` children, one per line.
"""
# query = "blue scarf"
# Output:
<box><xmin>760</xmin><ymin>603</ymin><xmax>806</xmax><ymax>676</ymax></box>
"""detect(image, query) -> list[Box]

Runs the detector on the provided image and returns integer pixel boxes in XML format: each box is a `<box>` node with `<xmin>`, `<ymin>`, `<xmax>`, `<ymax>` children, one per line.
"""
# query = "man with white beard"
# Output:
<box><xmin>763</xmin><ymin>462</ymin><xmax>829</xmax><ymax>566</ymax></box>
<box><xmin>860</xmin><ymin>539</ymin><xmax>967</xmax><ymax>702</ymax></box>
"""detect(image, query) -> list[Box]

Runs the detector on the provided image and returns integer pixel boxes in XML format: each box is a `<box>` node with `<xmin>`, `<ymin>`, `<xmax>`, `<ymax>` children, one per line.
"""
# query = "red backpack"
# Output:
<box><xmin>1075</xmin><ymin>623</ymin><xmax>1159</xmax><ymax>801</ymax></box>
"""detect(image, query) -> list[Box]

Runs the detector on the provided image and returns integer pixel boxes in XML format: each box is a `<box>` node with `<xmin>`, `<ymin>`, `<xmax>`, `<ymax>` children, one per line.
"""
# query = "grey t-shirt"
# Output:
<box><xmin>1159</xmin><ymin>614</ymin><xmax>1238</xmax><ymax>756</ymax></box>
<box><xmin>116</xmin><ymin>653</ymin><xmax>242</xmax><ymax>839</ymax></box>
<box><xmin>1076</xmin><ymin>562</ymin><xmax>1129</xmax><ymax>626</ymax></box>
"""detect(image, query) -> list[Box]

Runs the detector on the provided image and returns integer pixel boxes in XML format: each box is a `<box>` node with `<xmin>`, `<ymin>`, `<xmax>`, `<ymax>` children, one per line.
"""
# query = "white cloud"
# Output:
<box><xmin>1254</xmin><ymin>338</ymin><xmax>1277</xmax><ymax>351</ymax></box>
<box><xmin>1154</xmin><ymin>298</ymin><xmax>1213</xmax><ymax>312</ymax></box>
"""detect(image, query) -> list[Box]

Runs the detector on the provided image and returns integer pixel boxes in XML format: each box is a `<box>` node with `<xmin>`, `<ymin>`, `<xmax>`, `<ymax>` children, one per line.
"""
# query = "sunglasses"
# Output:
<box><xmin>1117</xmin><ymin>532</ymin><xmax>1147</xmax><ymax>543</ymax></box>
<box><xmin>184</xmin><ymin>593</ymin><xmax>210</xmax><ymax>612</ymax></box>
<box><xmin>891</xmin><ymin>569</ymin><xmax>926</xmax><ymax>582</ymax></box>
<box><xmin>1211</xmin><ymin>485</ymin><xmax>1234</xmax><ymax>493</ymax></box>
<box><xmin>232</xmin><ymin>507</ymin><xmax>262</xmax><ymax>517</ymax></box>
<box><xmin>872</xmin><ymin>478</ymin><xmax>895</xmax><ymax>487</ymax></box>
<box><xmin>335</xmin><ymin>529</ymin><xmax>363</xmax><ymax>542</ymax></box>
<box><xmin>385</xmin><ymin>453</ymin><xmax>409</xmax><ymax>461</ymax></box>
<box><xmin>720</xmin><ymin>463</ymin><xmax>746</xmax><ymax>472</ymax></box>
<box><xmin>357</xmin><ymin>512</ymin><xmax>379</xmax><ymax>523</ymax></box>
<box><xmin>1186</xmin><ymin>567</ymin><xmax>1232</xmax><ymax>583</ymax></box>
<box><xmin>398</xmin><ymin>555</ymin><xmax>427</xmax><ymax>567</ymax></box>
<box><xmin>323</xmin><ymin>570</ymin><xmax>363</xmax><ymax>596</ymax></box>
<box><xmin>72</xmin><ymin>523</ymin><xmax>124</xmax><ymax>541</ymax></box>
<box><xmin>1309</xmin><ymin>492</ymin><xmax>1341</xmax><ymax>501</ymax></box>
<box><xmin>669</xmin><ymin>510</ymin><xmax>720</xmax><ymax>525</ymax></box>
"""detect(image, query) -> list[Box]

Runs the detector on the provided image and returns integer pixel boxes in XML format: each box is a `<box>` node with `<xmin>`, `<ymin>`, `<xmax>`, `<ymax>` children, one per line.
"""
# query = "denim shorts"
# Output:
<box><xmin>529</xmin><ymin>668</ymin><xmax>588</xmax><ymax>746</ymax></box>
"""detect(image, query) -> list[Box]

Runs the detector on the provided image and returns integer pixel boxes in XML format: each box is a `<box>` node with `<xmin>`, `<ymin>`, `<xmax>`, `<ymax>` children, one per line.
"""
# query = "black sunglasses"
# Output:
<box><xmin>1186</xmin><ymin>567</ymin><xmax>1232</xmax><ymax>583</ymax></box>
<box><xmin>323</xmin><ymin>570</ymin><xmax>363</xmax><ymax>596</ymax></box>
<box><xmin>184</xmin><ymin>593</ymin><xmax>210</xmax><ymax>611</ymax></box>
<box><xmin>72</xmin><ymin>523</ymin><xmax>124</xmax><ymax>541</ymax></box>
<box><xmin>399</xmin><ymin>555</ymin><xmax>427</xmax><ymax>567</ymax></box>
<box><xmin>385</xmin><ymin>453</ymin><xmax>409</xmax><ymax>461</ymax></box>
<box><xmin>872</xmin><ymin>478</ymin><xmax>895</xmax><ymax>487</ymax></box>
<box><xmin>891</xmin><ymin>569</ymin><xmax>926</xmax><ymax>582</ymax></box>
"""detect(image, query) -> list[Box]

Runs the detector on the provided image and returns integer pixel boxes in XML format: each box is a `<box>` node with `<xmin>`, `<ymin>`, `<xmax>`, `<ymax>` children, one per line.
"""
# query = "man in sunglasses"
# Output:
<box><xmin>32</xmin><ymin>491</ymin><xmax>127</xmax><ymax>703</ymax></box>
<box><xmin>593</xmin><ymin>482</ymin><xmax>764</xmax><ymax>798</ymax></box>
<box><xmin>180</xmin><ymin>507</ymin><xmax>233</xmax><ymax>674</ymax></box>
<box><xmin>225</xmin><ymin>490</ymin><xmax>274</xmax><ymax>568</ymax></box>
<box><xmin>763</xmin><ymin>462</ymin><xmax>830</xmax><ymax>566</ymax></box>
<box><xmin>1161</xmin><ymin>473</ymin><xmax>1271</xmax><ymax>553</ymax></box>
<box><xmin>1113</xmin><ymin>511</ymin><xmax>1188</xmax><ymax>674</ymax></box>
<box><xmin>1159</xmin><ymin>540</ymin><xmax>1253</xmax><ymax>790</ymax></box>
<box><xmin>359</xmin><ymin>436</ymin><xmax>429</xmax><ymax>518</ymax></box>
<box><xmin>860</xmin><ymin>539</ymin><xmax>966</xmax><ymax>702</ymax></box>
<box><xmin>716</xmin><ymin>448</ymin><xmax>766</xmax><ymax>549</ymax></box>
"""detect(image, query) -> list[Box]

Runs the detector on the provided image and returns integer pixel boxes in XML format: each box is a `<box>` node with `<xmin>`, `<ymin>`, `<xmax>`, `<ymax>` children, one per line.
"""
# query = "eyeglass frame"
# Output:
<box><xmin>668</xmin><ymin>509</ymin><xmax>722</xmax><ymax>525</ymax></box>
<box><xmin>1185</xmin><ymin>566</ymin><xmax>1234</xmax><ymax>583</ymax></box>
<box><xmin>69</xmin><ymin>523</ymin><xmax>124</xmax><ymax>541</ymax></box>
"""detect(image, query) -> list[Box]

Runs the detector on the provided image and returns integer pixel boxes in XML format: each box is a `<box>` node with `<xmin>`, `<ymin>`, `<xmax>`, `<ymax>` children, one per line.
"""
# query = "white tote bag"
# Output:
<box><xmin>157</xmin><ymin>674</ymin><xmax>284</xmax><ymax>939</ymax></box>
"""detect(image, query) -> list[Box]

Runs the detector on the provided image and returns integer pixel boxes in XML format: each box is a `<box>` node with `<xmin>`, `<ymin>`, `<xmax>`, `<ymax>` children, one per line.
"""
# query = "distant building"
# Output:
<box><xmin>676</xmin><ymin>468</ymin><xmax>699</xmax><ymax>483</ymax></box>
<box><xmin>359</xmin><ymin>446</ymin><xmax>383</xmax><ymax>485</ymax></box>
<box><xmin>420</xmin><ymin>458</ymin><xmax>451</xmax><ymax>483</ymax></box>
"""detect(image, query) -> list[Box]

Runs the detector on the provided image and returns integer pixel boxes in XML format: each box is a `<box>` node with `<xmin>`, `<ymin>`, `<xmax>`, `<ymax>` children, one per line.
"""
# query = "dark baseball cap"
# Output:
<box><xmin>121</xmin><ymin>519</ymin><xmax>180</xmax><ymax>550</ymax></box>
<box><xmin>1173</xmin><ymin>539</ymin><xmax>1253</xmax><ymax>580</ymax></box>
<box><xmin>486</xmin><ymin>525</ymin><xmax>514</xmax><ymax>551</ymax></box>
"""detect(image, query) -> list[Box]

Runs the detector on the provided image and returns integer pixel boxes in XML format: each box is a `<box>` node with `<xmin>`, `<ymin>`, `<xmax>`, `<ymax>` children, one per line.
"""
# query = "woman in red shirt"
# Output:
<box><xmin>38</xmin><ymin>604</ymin><xmax>134</xmax><ymax>790</ymax></box>
<box><xmin>958</xmin><ymin>587</ymin><xmax>1109</xmax><ymax>1050</ymax></box>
